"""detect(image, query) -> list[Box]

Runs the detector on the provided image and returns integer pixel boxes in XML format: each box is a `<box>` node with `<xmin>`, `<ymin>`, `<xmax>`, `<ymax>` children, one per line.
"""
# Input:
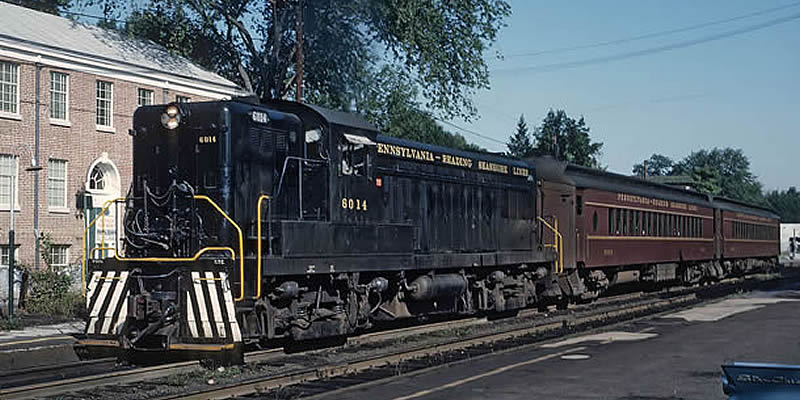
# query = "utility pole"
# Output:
<box><xmin>295</xmin><ymin>0</ymin><xmax>304</xmax><ymax>102</ymax></box>
<box><xmin>271</xmin><ymin>0</ymin><xmax>284</xmax><ymax>99</ymax></box>
<box><xmin>642</xmin><ymin>160</ymin><xmax>648</xmax><ymax>179</ymax></box>
<box><xmin>552</xmin><ymin>131</ymin><xmax>558</xmax><ymax>159</ymax></box>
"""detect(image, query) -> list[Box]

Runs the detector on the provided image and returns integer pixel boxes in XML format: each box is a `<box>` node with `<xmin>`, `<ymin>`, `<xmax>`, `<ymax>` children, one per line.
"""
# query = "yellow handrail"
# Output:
<box><xmin>82</xmin><ymin>198</ymin><xmax>125</xmax><ymax>295</ymax></box>
<box><xmin>255</xmin><ymin>194</ymin><xmax>271</xmax><ymax>299</ymax></box>
<box><xmin>192</xmin><ymin>195</ymin><xmax>245</xmax><ymax>301</ymax></box>
<box><xmin>90</xmin><ymin>246</ymin><xmax>236</xmax><ymax>263</ymax></box>
<box><xmin>538</xmin><ymin>216</ymin><xmax>564</xmax><ymax>273</ymax></box>
<box><xmin>82</xmin><ymin>195</ymin><xmax>246</xmax><ymax>301</ymax></box>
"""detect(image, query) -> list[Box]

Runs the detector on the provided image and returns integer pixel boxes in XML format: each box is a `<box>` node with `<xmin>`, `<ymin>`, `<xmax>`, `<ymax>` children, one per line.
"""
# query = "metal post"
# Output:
<box><xmin>298</xmin><ymin>159</ymin><xmax>303</xmax><ymax>220</ymax></box>
<box><xmin>7</xmin><ymin>175</ymin><xmax>15</xmax><ymax>321</ymax></box>
<box><xmin>33</xmin><ymin>62</ymin><xmax>41</xmax><ymax>270</ymax></box>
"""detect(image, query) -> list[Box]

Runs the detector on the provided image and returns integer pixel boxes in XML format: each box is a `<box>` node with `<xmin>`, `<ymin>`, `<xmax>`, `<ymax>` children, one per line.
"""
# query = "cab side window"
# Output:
<box><xmin>339</xmin><ymin>133</ymin><xmax>374</xmax><ymax>177</ymax></box>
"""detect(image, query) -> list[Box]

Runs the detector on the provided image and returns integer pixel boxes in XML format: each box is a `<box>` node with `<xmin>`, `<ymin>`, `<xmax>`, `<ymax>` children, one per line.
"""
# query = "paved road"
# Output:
<box><xmin>314</xmin><ymin>287</ymin><xmax>800</xmax><ymax>400</ymax></box>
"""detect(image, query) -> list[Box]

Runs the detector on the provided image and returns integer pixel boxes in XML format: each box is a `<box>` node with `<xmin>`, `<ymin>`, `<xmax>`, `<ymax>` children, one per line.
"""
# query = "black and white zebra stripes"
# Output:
<box><xmin>185</xmin><ymin>271</ymin><xmax>242</xmax><ymax>342</ymax></box>
<box><xmin>86</xmin><ymin>270</ymin><xmax>130</xmax><ymax>336</ymax></box>
<box><xmin>85</xmin><ymin>270</ymin><xmax>242</xmax><ymax>343</ymax></box>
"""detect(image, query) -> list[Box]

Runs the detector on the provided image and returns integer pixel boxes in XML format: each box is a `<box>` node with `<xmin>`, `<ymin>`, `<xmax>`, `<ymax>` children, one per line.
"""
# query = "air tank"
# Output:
<box><xmin>407</xmin><ymin>274</ymin><xmax>467</xmax><ymax>301</ymax></box>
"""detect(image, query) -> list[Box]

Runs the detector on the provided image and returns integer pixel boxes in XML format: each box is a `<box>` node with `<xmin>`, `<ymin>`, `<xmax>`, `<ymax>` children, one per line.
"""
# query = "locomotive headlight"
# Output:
<box><xmin>161</xmin><ymin>105</ymin><xmax>181</xmax><ymax>130</ymax></box>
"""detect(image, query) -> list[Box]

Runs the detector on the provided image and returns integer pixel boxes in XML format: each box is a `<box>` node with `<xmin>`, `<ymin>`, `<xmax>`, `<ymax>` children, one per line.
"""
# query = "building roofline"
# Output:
<box><xmin>0</xmin><ymin>33</ymin><xmax>240</xmax><ymax>91</ymax></box>
<box><xmin>0</xmin><ymin>38</ymin><xmax>246</xmax><ymax>99</ymax></box>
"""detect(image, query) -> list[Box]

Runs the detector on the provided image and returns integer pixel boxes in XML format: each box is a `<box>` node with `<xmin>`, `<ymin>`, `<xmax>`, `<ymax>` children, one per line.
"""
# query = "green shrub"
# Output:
<box><xmin>25</xmin><ymin>268</ymin><xmax>84</xmax><ymax>318</ymax></box>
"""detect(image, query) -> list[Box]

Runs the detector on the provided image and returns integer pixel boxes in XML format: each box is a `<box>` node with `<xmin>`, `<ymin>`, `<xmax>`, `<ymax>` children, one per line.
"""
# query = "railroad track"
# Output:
<box><xmin>0</xmin><ymin>287</ymin><xmax>645</xmax><ymax>397</ymax></box>
<box><xmin>1</xmin><ymin>272</ymin><xmax>789</xmax><ymax>400</ymax></box>
<box><xmin>0</xmin><ymin>357</ymin><xmax>121</xmax><ymax>389</ymax></box>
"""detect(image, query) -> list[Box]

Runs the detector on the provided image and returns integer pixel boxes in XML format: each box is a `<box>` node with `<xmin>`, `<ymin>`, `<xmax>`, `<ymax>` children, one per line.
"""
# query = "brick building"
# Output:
<box><xmin>0</xmin><ymin>2</ymin><xmax>244</xmax><ymax>304</ymax></box>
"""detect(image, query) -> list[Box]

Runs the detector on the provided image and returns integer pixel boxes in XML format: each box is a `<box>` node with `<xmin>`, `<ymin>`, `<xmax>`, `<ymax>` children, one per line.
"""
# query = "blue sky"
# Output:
<box><xmin>453</xmin><ymin>0</ymin><xmax>800</xmax><ymax>190</ymax></box>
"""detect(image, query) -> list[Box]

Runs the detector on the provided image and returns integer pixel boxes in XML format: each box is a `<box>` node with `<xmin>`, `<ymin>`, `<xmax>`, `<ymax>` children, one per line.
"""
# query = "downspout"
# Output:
<box><xmin>33</xmin><ymin>58</ymin><xmax>41</xmax><ymax>270</ymax></box>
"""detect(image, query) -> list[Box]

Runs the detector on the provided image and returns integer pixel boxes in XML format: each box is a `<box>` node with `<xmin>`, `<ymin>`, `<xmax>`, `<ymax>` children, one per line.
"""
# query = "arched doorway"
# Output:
<box><xmin>86</xmin><ymin>153</ymin><xmax>121</xmax><ymax>257</ymax></box>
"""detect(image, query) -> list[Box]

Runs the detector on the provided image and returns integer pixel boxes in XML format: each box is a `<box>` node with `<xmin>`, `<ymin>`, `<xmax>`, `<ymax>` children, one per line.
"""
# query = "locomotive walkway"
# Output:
<box><xmin>308</xmin><ymin>283</ymin><xmax>800</xmax><ymax>400</ymax></box>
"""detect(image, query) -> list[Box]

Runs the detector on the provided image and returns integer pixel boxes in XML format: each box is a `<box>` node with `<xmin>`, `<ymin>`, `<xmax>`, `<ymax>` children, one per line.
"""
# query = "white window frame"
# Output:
<box><xmin>49</xmin><ymin>245</ymin><xmax>69</xmax><ymax>268</ymax></box>
<box><xmin>176</xmin><ymin>95</ymin><xmax>191</xmax><ymax>103</ymax></box>
<box><xmin>0</xmin><ymin>245</ymin><xmax>20</xmax><ymax>267</ymax></box>
<box><xmin>0</xmin><ymin>154</ymin><xmax>19</xmax><ymax>211</ymax></box>
<box><xmin>0</xmin><ymin>61</ymin><xmax>20</xmax><ymax>120</ymax></box>
<box><xmin>47</xmin><ymin>159</ymin><xmax>68</xmax><ymax>212</ymax></box>
<box><xmin>96</xmin><ymin>80</ymin><xmax>114</xmax><ymax>132</ymax></box>
<box><xmin>49</xmin><ymin>71</ymin><xmax>70</xmax><ymax>125</ymax></box>
<box><xmin>137</xmin><ymin>88</ymin><xmax>154</xmax><ymax>107</ymax></box>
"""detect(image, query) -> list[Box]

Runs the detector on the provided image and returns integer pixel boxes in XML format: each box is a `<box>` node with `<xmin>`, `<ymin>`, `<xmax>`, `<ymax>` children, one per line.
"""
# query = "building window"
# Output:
<box><xmin>48</xmin><ymin>159</ymin><xmax>67</xmax><ymax>209</ymax></box>
<box><xmin>49</xmin><ymin>245</ymin><xmax>69</xmax><ymax>268</ymax></box>
<box><xmin>49</xmin><ymin>72</ymin><xmax>69</xmax><ymax>121</ymax></box>
<box><xmin>0</xmin><ymin>61</ymin><xmax>19</xmax><ymax>115</ymax></box>
<box><xmin>96</xmin><ymin>80</ymin><xmax>113</xmax><ymax>128</ymax></box>
<box><xmin>89</xmin><ymin>166</ymin><xmax>105</xmax><ymax>190</ymax></box>
<box><xmin>0</xmin><ymin>154</ymin><xmax>18</xmax><ymax>210</ymax></box>
<box><xmin>137</xmin><ymin>88</ymin><xmax>153</xmax><ymax>107</ymax></box>
<box><xmin>176</xmin><ymin>95</ymin><xmax>190</xmax><ymax>103</ymax></box>
<box><xmin>0</xmin><ymin>246</ymin><xmax>19</xmax><ymax>267</ymax></box>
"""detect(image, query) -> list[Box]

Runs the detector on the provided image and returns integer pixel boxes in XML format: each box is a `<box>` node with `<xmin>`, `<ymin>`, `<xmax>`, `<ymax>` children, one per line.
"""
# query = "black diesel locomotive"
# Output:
<box><xmin>83</xmin><ymin>99</ymin><xmax>564</xmax><ymax>360</ymax></box>
<box><xmin>82</xmin><ymin>98</ymin><xmax>778</xmax><ymax>361</ymax></box>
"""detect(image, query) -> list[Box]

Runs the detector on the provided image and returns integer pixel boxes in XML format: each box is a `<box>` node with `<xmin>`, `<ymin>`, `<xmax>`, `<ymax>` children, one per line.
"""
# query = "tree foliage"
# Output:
<box><xmin>632</xmin><ymin>153</ymin><xmax>675</xmax><ymax>177</ymax></box>
<box><xmin>766</xmin><ymin>187</ymin><xmax>800</xmax><ymax>222</ymax></box>
<box><xmin>507</xmin><ymin>115</ymin><xmax>534</xmax><ymax>159</ymax></box>
<box><xmin>532</xmin><ymin>110</ymin><xmax>603</xmax><ymax>168</ymax></box>
<box><xmin>633</xmin><ymin>148</ymin><xmax>766</xmax><ymax>205</ymax></box>
<box><xmin>4</xmin><ymin>0</ymin><xmax>70</xmax><ymax>15</ymax></box>
<box><xmin>104</xmin><ymin>0</ymin><xmax>511</xmax><ymax>121</ymax></box>
<box><xmin>673</xmin><ymin>148</ymin><xmax>764</xmax><ymax>204</ymax></box>
<box><xmin>359</xmin><ymin>67</ymin><xmax>482</xmax><ymax>152</ymax></box>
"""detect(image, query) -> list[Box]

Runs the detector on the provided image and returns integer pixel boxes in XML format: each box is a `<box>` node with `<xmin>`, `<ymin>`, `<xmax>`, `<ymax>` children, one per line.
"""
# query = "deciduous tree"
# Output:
<box><xmin>766</xmin><ymin>187</ymin><xmax>800</xmax><ymax>222</ymax></box>
<box><xmin>359</xmin><ymin>67</ymin><xmax>482</xmax><ymax>152</ymax></box>
<box><xmin>108</xmin><ymin>0</ymin><xmax>510</xmax><ymax>121</ymax></box>
<box><xmin>673</xmin><ymin>148</ymin><xmax>764</xmax><ymax>204</ymax></box>
<box><xmin>532</xmin><ymin>109</ymin><xmax>603</xmax><ymax>168</ymax></box>
<box><xmin>632</xmin><ymin>154</ymin><xmax>675</xmax><ymax>177</ymax></box>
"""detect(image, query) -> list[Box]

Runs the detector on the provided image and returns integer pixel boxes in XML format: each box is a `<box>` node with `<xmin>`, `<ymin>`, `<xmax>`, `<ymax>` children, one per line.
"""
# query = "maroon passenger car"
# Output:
<box><xmin>545</xmin><ymin>162</ymin><xmax>779</xmax><ymax>290</ymax></box>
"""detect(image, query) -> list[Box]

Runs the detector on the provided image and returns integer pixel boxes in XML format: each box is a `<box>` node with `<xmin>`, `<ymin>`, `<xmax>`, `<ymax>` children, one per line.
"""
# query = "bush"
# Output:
<box><xmin>25</xmin><ymin>268</ymin><xmax>84</xmax><ymax>318</ymax></box>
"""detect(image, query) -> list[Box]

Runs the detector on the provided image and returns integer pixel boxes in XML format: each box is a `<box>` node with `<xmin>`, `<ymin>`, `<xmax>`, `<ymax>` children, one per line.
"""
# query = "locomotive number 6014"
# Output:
<box><xmin>341</xmin><ymin>197</ymin><xmax>368</xmax><ymax>211</ymax></box>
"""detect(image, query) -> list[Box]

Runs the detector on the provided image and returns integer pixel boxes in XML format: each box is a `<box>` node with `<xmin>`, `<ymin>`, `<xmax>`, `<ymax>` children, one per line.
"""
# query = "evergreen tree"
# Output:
<box><xmin>507</xmin><ymin>115</ymin><xmax>534</xmax><ymax>159</ymax></box>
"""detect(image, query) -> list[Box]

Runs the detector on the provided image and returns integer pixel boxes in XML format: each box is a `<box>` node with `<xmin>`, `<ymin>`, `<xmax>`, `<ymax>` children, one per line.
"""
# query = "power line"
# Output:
<box><xmin>435</xmin><ymin>118</ymin><xmax>508</xmax><ymax>147</ymax></box>
<box><xmin>495</xmin><ymin>11</ymin><xmax>800</xmax><ymax>74</ymax></box>
<box><xmin>504</xmin><ymin>1</ymin><xmax>800</xmax><ymax>58</ymax></box>
<box><xmin>59</xmin><ymin>9</ymin><xmax>129</xmax><ymax>24</ymax></box>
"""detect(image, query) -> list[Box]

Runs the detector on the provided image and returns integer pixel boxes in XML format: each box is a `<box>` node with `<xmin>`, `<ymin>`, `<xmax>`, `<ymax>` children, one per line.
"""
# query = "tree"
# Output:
<box><xmin>672</xmin><ymin>148</ymin><xmax>764</xmax><ymax>204</ymax></box>
<box><xmin>632</xmin><ymin>154</ymin><xmax>675</xmax><ymax>177</ymax></box>
<box><xmin>359</xmin><ymin>67</ymin><xmax>482</xmax><ymax>152</ymax></box>
<box><xmin>507</xmin><ymin>115</ymin><xmax>534</xmax><ymax>159</ymax></box>
<box><xmin>532</xmin><ymin>109</ymin><xmax>603</xmax><ymax>168</ymax></box>
<box><xmin>123</xmin><ymin>5</ymin><xmax>220</xmax><ymax>72</ymax></box>
<box><xmin>766</xmin><ymin>187</ymin><xmax>800</xmax><ymax>222</ymax></box>
<box><xmin>112</xmin><ymin>0</ymin><xmax>510</xmax><ymax>120</ymax></box>
<box><xmin>5</xmin><ymin>0</ymin><xmax>70</xmax><ymax>15</ymax></box>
